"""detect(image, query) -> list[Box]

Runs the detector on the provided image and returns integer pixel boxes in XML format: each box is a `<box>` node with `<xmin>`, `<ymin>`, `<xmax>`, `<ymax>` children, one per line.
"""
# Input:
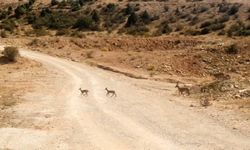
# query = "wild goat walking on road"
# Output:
<box><xmin>105</xmin><ymin>88</ymin><xmax>117</xmax><ymax>97</ymax></box>
<box><xmin>79</xmin><ymin>88</ymin><xmax>89</xmax><ymax>96</ymax></box>
<box><xmin>175</xmin><ymin>82</ymin><xmax>190</xmax><ymax>96</ymax></box>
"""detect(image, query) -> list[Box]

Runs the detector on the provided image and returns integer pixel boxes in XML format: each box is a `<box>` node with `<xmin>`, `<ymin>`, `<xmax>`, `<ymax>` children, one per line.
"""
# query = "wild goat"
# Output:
<box><xmin>175</xmin><ymin>82</ymin><xmax>190</xmax><ymax>96</ymax></box>
<box><xmin>105</xmin><ymin>88</ymin><xmax>117</xmax><ymax>97</ymax></box>
<box><xmin>79</xmin><ymin>88</ymin><xmax>89</xmax><ymax>96</ymax></box>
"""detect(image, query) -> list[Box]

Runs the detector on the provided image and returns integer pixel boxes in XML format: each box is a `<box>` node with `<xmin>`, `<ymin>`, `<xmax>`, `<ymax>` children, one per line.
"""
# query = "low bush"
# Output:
<box><xmin>2</xmin><ymin>47</ymin><xmax>19</xmax><ymax>62</ymax></box>
<box><xmin>26</xmin><ymin>28</ymin><xmax>49</xmax><ymax>37</ymax></box>
<box><xmin>0</xmin><ymin>31</ymin><xmax>7</xmax><ymax>38</ymax></box>
<box><xmin>56</xmin><ymin>29</ymin><xmax>70</xmax><ymax>36</ymax></box>
<box><xmin>126</xmin><ymin>12</ymin><xmax>138</xmax><ymax>27</ymax></box>
<box><xmin>227</xmin><ymin>23</ymin><xmax>250</xmax><ymax>36</ymax></box>
<box><xmin>227</xmin><ymin>4</ymin><xmax>239</xmax><ymax>16</ymax></box>
<box><xmin>0</xmin><ymin>19</ymin><xmax>16</xmax><ymax>32</ymax></box>
<box><xmin>225</xmin><ymin>44</ymin><xmax>238</xmax><ymax>54</ymax></box>
<box><xmin>74</xmin><ymin>17</ymin><xmax>98</xmax><ymax>31</ymax></box>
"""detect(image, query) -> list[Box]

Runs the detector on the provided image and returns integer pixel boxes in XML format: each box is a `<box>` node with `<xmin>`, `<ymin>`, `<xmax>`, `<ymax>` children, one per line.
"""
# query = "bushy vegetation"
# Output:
<box><xmin>2</xmin><ymin>47</ymin><xmax>19</xmax><ymax>62</ymax></box>
<box><xmin>14</xmin><ymin>0</ymin><xmax>36</xmax><ymax>18</ymax></box>
<box><xmin>32</xmin><ymin>11</ymin><xmax>76</xmax><ymax>29</ymax></box>
<box><xmin>227</xmin><ymin>22</ymin><xmax>250</xmax><ymax>36</ymax></box>
<box><xmin>0</xmin><ymin>0</ymin><xmax>249</xmax><ymax>37</ymax></box>
<box><xmin>74</xmin><ymin>17</ymin><xmax>99</xmax><ymax>31</ymax></box>
<box><xmin>0</xmin><ymin>19</ymin><xmax>16</xmax><ymax>32</ymax></box>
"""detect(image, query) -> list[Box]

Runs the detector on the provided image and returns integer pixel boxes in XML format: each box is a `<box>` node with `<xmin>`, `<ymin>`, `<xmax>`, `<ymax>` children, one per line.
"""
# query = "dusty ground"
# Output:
<box><xmin>1</xmin><ymin>34</ymin><xmax>250</xmax><ymax>149</ymax></box>
<box><xmin>0</xmin><ymin>49</ymin><xmax>249</xmax><ymax>149</ymax></box>
<box><xmin>0</xmin><ymin>46</ymin><xmax>66</xmax><ymax>130</ymax></box>
<box><xmin>0</xmin><ymin>34</ymin><xmax>249</xmax><ymax>149</ymax></box>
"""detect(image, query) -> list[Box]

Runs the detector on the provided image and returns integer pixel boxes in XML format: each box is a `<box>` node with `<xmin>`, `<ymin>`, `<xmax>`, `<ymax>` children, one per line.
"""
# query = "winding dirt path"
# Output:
<box><xmin>0</xmin><ymin>50</ymin><xmax>249</xmax><ymax>150</ymax></box>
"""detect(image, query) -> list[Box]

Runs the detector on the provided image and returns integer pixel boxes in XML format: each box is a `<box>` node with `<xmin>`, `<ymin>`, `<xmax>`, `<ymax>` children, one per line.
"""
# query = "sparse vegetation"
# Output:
<box><xmin>0</xmin><ymin>0</ymin><xmax>250</xmax><ymax>37</ymax></box>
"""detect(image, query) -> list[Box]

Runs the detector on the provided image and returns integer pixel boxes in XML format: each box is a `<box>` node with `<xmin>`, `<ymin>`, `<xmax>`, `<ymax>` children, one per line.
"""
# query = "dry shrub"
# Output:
<box><xmin>86</xmin><ymin>50</ymin><xmax>94</xmax><ymax>58</ymax></box>
<box><xmin>200</xmin><ymin>98</ymin><xmax>211</xmax><ymax>107</ymax></box>
<box><xmin>2</xmin><ymin>47</ymin><xmax>19</xmax><ymax>62</ymax></box>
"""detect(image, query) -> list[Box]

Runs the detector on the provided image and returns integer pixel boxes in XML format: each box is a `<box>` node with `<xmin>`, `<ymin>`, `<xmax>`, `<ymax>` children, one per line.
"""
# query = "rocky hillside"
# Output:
<box><xmin>0</xmin><ymin>0</ymin><xmax>250</xmax><ymax>37</ymax></box>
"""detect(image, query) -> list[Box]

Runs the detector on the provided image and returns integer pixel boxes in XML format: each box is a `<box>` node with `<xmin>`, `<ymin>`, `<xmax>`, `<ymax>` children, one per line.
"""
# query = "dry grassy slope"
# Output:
<box><xmin>1</xmin><ymin>0</ymin><xmax>249</xmax><ymax>7</ymax></box>
<box><xmin>1</xmin><ymin>0</ymin><xmax>250</xmax><ymax>36</ymax></box>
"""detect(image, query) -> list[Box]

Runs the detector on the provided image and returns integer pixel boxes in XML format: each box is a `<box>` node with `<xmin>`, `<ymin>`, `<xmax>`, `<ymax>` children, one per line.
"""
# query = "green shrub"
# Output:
<box><xmin>126</xmin><ymin>12</ymin><xmax>138</xmax><ymax>27</ymax></box>
<box><xmin>227</xmin><ymin>23</ymin><xmax>250</xmax><ymax>36</ymax></box>
<box><xmin>140</xmin><ymin>10</ymin><xmax>151</xmax><ymax>24</ymax></box>
<box><xmin>14</xmin><ymin>0</ymin><xmax>35</xmax><ymax>18</ymax></box>
<box><xmin>124</xmin><ymin>4</ymin><xmax>134</xmax><ymax>15</ymax></box>
<box><xmin>27</xmin><ymin>13</ymin><xmax>36</xmax><ymax>24</ymax></box>
<box><xmin>2</xmin><ymin>47</ymin><xmax>19</xmax><ymax>62</ymax></box>
<box><xmin>91</xmin><ymin>10</ymin><xmax>100</xmax><ymax>22</ymax></box>
<box><xmin>74</xmin><ymin>17</ymin><xmax>95</xmax><ymax>30</ymax></box>
<box><xmin>0</xmin><ymin>19</ymin><xmax>16</xmax><ymax>32</ymax></box>
<box><xmin>33</xmin><ymin>12</ymin><xmax>75</xmax><ymax>29</ymax></box>
<box><xmin>159</xmin><ymin>23</ymin><xmax>172</xmax><ymax>34</ymax></box>
<box><xmin>0</xmin><ymin>10</ymin><xmax>8</xmax><ymax>20</ymax></box>
<box><xmin>227</xmin><ymin>5</ymin><xmax>239</xmax><ymax>16</ymax></box>
<box><xmin>15</xmin><ymin>5</ymin><xmax>27</xmax><ymax>18</ymax></box>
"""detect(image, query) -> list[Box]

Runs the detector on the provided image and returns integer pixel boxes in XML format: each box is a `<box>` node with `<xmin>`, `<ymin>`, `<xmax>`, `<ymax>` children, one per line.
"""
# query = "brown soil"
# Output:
<box><xmin>0</xmin><ymin>52</ymin><xmax>62</xmax><ymax>129</ymax></box>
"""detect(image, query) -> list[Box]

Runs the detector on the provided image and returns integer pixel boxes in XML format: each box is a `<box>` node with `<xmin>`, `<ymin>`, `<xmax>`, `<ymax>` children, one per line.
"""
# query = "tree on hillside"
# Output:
<box><xmin>126</xmin><ymin>12</ymin><xmax>138</xmax><ymax>27</ymax></box>
<box><xmin>91</xmin><ymin>10</ymin><xmax>100</xmax><ymax>22</ymax></box>
<box><xmin>141</xmin><ymin>10</ymin><xmax>151</xmax><ymax>24</ymax></box>
<box><xmin>124</xmin><ymin>4</ymin><xmax>133</xmax><ymax>15</ymax></box>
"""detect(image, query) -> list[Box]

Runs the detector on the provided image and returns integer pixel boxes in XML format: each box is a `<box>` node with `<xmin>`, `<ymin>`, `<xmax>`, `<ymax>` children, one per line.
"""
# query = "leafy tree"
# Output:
<box><xmin>141</xmin><ymin>10</ymin><xmax>151</xmax><ymax>24</ymax></box>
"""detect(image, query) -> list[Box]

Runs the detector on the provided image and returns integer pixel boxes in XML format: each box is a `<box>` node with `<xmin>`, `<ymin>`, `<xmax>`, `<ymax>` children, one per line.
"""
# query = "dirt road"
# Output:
<box><xmin>0</xmin><ymin>50</ymin><xmax>249</xmax><ymax>150</ymax></box>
